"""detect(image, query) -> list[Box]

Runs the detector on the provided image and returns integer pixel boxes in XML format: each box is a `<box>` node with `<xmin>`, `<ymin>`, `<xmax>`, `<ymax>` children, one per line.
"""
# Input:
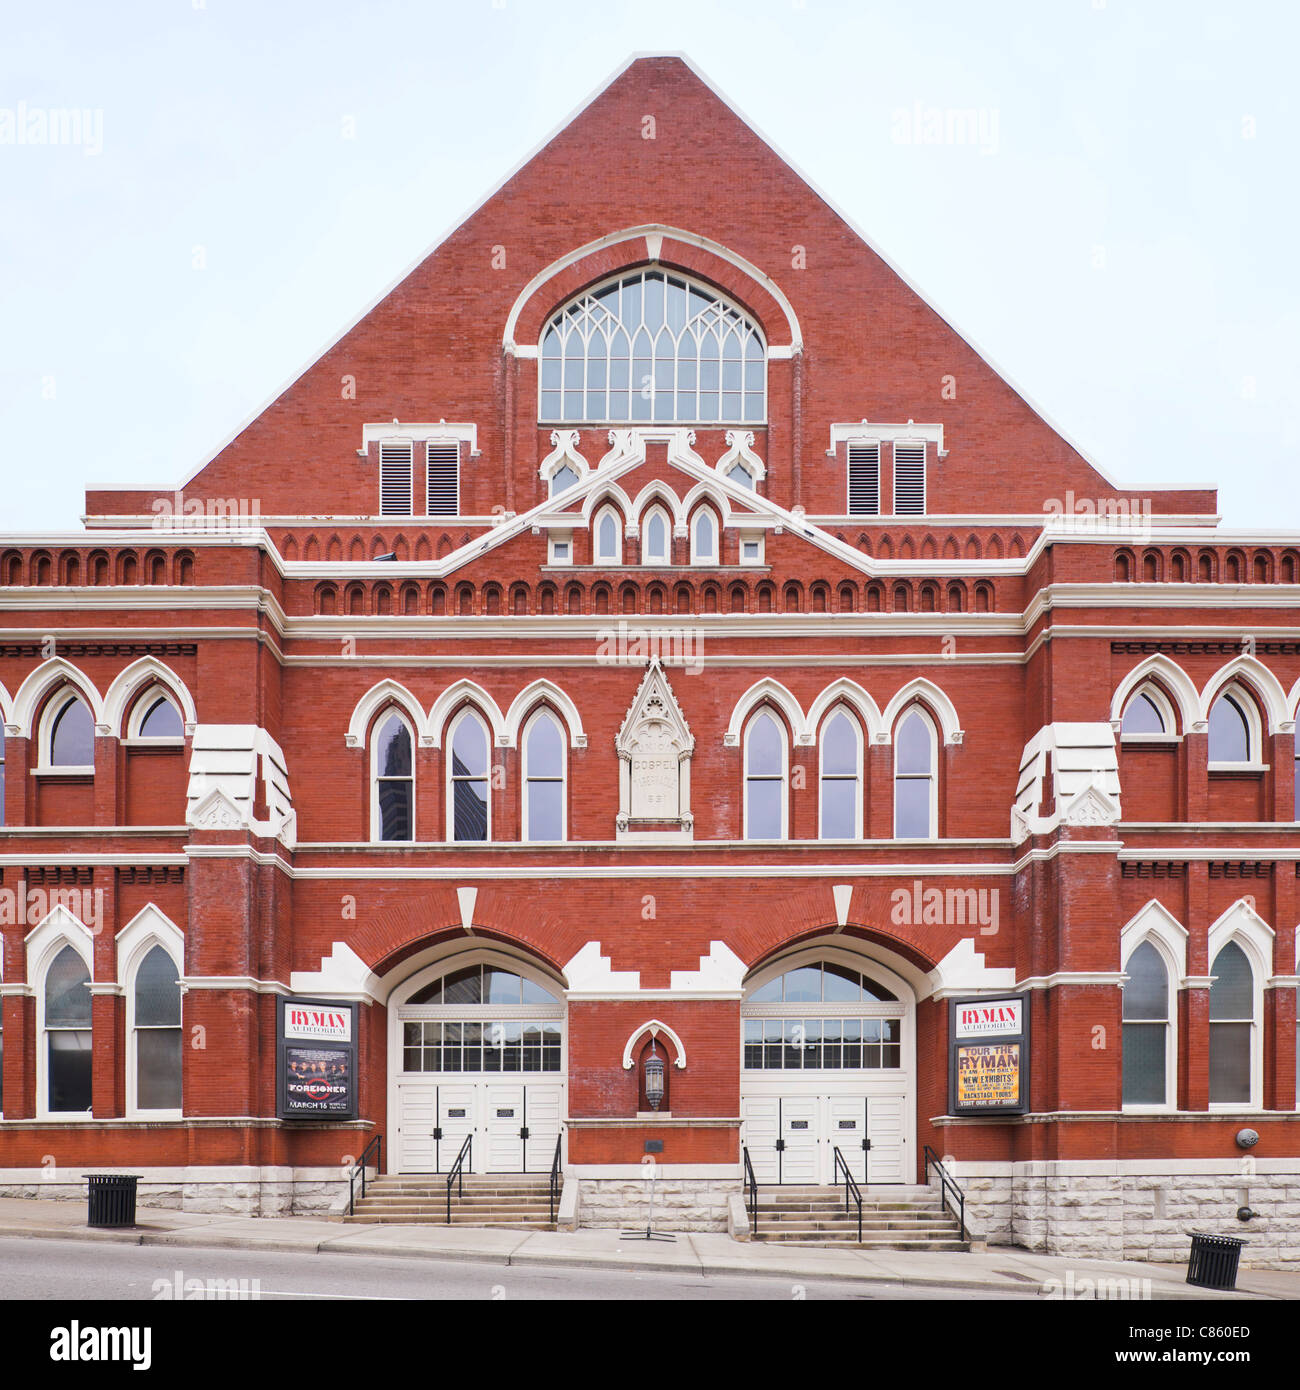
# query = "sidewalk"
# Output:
<box><xmin>0</xmin><ymin>1196</ymin><xmax>1292</xmax><ymax>1300</ymax></box>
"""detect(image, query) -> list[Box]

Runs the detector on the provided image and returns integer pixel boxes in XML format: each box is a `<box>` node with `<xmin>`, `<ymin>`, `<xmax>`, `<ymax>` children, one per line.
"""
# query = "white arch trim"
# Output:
<box><xmin>427</xmin><ymin>679</ymin><xmax>508</xmax><ymax>749</ymax></box>
<box><xmin>116</xmin><ymin>903</ymin><xmax>185</xmax><ymax>982</ymax></box>
<box><xmin>1200</xmin><ymin>656</ymin><xmax>1293</xmax><ymax>733</ymax></box>
<box><xmin>805</xmin><ymin>679</ymin><xmax>884</xmax><ymax>745</ymax></box>
<box><xmin>621</xmin><ymin>1019</ymin><xmax>687</xmax><ymax>1070</ymax></box>
<box><xmin>1110</xmin><ymin>655</ymin><xmax>1199</xmax><ymax>734</ymax></box>
<box><xmin>1119</xmin><ymin>899</ymin><xmax>1189</xmax><ymax>983</ymax></box>
<box><xmin>744</xmin><ymin>939</ymin><xmax>921</xmax><ymax>1008</ymax></box>
<box><xmin>345</xmin><ymin>679</ymin><xmax>429</xmax><ymax>749</ymax></box>
<box><xmin>1289</xmin><ymin>676</ymin><xmax>1300</xmax><ymax>722</ymax></box>
<box><xmin>580</xmin><ymin>483</ymin><xmax>634</xmax><ymax>528</ymax></box>
<box><xmin>25</xmin><ymin>903</ymin><xmax>95</xmax><ymax>978</ymax></box>
<box><xmin>387</xmin><ymin>944</ymin><xmax>567</xmax><ymax>1010</ymax></box>
<box><xmin>724</xmin><ymin>677</ymin><xmax>809</xmax><ymax>747</ymax></box>
<box><xmin>630</xmin><ymin>482</ymin><xmax>685</xmax><ymax>532</ymax></box>
<box><xmin>502</xmin><ymin>223</ymin><xmax>803</xmax><ymax>353</ymax></box>
<box><xmin>0</xmin><ymin>678</ymin><xmax>12</xmax><ymax>728</ymax></box>
<box><xmin>1207</xmin><ymin>898</ymin><xmax>1275</xmax><ymax>979</ymax></box>
<box><xmin>880</xmin><ymin>678</ymin><xmax>964</xmax><ymax>746</ymax></box>
<box><xmin>504</xmin><ymin>680</ymin><xmax>587</xmax><ymax>749</ymax></box>
<box><xmin>539</xmin><ymin>429</ymin><xmax>591</xmax><ymax>487</ymax></box>
<box><xmin>716</xmin><ymin>429</ymin><xmax>767</xmax><ymax>484</ymax></box>
<box><xmin>10</xmin><ymin>659</ymin><xmax>105</xmax><ymax>739</ymax></box>
<box><xmin>103</xmin><ymin>657</ymin><xmax>198</xmax><ymax>738</ymax></box>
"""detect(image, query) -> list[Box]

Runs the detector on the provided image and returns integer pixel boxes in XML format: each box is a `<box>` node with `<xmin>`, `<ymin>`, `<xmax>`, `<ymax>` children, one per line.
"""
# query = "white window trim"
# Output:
<box><xmin>548</xmin><ymin>531</ymin><xmax>573</xmax><ymax>566</ymax></box>
<box><xmin>522</xmin><ymin>709</ymin><xmax>567</xmax><ymax>843</ymax></box>
<box><xmin>690</xmin><ymin>506</ymin><xmax>719</xmax><ymax>565</ymax></box>
<box><xmin>640</xmin><ymin>505</ymin><xmax>672</xmax><ymax>565</ymax></box>
<box><xmin>446</xmin><ymin>707</ymin><xmax>492</xmax><ymax>845</ymax></box>
<box><xmin>593</xmin><ymin>504</ymin><xmax>624</xmax><ymax>564</ymax></box>
<box><xmin>739</xmin><ymin>531</ymin><xmax>764</xmax><ymax>565</ymax></box>
<box><xmin>1207</xmin><ymin>684</ymin><xmax>1264</xmax><ymax>768</ymax></box>
<box><xmin>29</xmin><ymin>913</ymin><xmax>96</xmax><ymax>1121</ymax></box>
<box><xmin>1119</xmin><ymin>934</ymin><xmax>1179</xmax><ymax>1114</ymax></box>
<box><xmin>818</xmin><ymin>706</ymin><xmax>863</xmax><ymax>840</ymax></box>
<box><xmin>1119</xmin><ymin>683</ymin><xmax>1179</xmax><ymax>743</ymax></box>
<box><xmin>124</xmin><ymin>685</ymin><xmax>187</xmax><ymax>746</ymax></box>
<box><xmin>1207</xmin><ymin>940</ymin><xmax>1265</xmax><ymax>1113</ymax></box>
<box><xmin>892</xmin><ymin>706</ymin><xmax>938</xmax><ymax>841</ymax></box>
<box><xmin>743</xmin><ymin>708</ymin><xmax>788</xmax><ymax>841</ymax></box>
<box><xmin>36</xmin><ymin>689</ymin><xmax>95</xmax><ymax>775</ymax></box>
<box><xmin>370</xmin><ymin>709</ymin><xmax>416</xmax><ymax>844</ymax></box>
<box><xmin>1206</xmin><ymin>901</ymin><xmax>1273</xmax><ymax>1113</ymax></box>
<box><xmin>117</xmin><ymin>907</ymin><xmax>185</xmax><ymax>1120</ymax></box>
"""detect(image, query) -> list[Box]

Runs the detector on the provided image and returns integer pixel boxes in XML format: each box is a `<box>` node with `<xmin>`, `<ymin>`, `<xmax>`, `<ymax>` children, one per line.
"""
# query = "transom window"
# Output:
<box><xmin>540</xmin><ymin>269</ymin><xmax>766</xmax><ymax>424</ymax></box>
<box><xmin>402</xmin><ymin>963</ymin><xmax>562</xmax><ymax>1074</ymax></box>
<box><xmin>744</xmin><ymin>961</ymin><xmax>903</xmax><ymax>1072</ymax></box>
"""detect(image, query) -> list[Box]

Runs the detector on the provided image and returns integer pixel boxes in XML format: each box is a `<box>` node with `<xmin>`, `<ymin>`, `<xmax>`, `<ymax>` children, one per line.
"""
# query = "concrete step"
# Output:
<box><xmin>760</xmin><ymin>1235</ymin><xmax>970</xmax><ymax>1251</ymax></box>
<box><xmin>343</xmin><ymin>1214</ymin><xmax>557</xmax><ymax>1228</ymax></box>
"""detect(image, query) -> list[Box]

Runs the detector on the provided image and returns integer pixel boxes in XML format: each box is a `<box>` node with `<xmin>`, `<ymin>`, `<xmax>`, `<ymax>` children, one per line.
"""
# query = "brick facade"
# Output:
<box><xmin>0</xmin><ymin>56</ymin><xmax>1296</xmax><ymax>1258</ymax></box>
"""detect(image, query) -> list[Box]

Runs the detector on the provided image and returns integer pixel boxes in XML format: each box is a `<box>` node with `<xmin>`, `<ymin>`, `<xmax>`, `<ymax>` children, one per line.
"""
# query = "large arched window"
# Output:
<box><xmin>1209</xmin><ymin>942</ymin><xmax>1256</xmax><ymax>1106</ymax></box>
<box><xmin>744</xmin><ymin>709</ymin><xmax>787</xmax><ymax>840</ymax></box>
<box><xmin>819</xmin><ymin>708</ymin><xmax>862</xmax><ymax>839</ymax></box>
<box><xmin>539</xmin><ymin>268</ymin><xmax>766</xmax><ymax>424</ymax></box>
<box><xmin>1120</xmin><ymin>686</ymin><xmax>1173</xmax><ymax>738</ymax></box>
<box><xmin>448</xmin><ymin>709</ymin><xmax>490</xmax><ymax>843</ymax></box>
<box><xmin>743</xmin><ymin>959</ymin><xmax>902</xmax><ymax>1070</ymax></box>
<box><xmin>130</xmin><ymin>946</ymin><xmax>182</xmax><ymax>1113</ymax></box>
<box><xmin>1122</xmin><ymin>941</ymin><xmax>1173</xmax><ymax>1107</ymax></box>
<box><xmin>893</xmin><ymin>707</ymin><xmax>937</xmax><ymax>839</ymax></box>
<box><xmin>372</xmin><ymin>711</ymin><xmax>414</xmax><ymax>842</ymax></box>
<box><xmin>46</xmin><ymin>692</ymin><xmax>94</xmax><ymax>769</ymax></box>
<box><xmin>44</xmin><ymin>944</ymin><xmax>92</xmax><ymax>1113</ymax></box>
<box><xmin>1208</xmin><ymin>688</ymin><xmax>1257</xmax><ymax>764</ymax></box>
<box><xmin>131</xmin><ymin>689</ymin><xmax>185</xmax><ymax>740</ymax></box>
<box><xmin>522</xmin><ymin>710</ymin><xmax>565</xmax><ymax>841</ymax></box>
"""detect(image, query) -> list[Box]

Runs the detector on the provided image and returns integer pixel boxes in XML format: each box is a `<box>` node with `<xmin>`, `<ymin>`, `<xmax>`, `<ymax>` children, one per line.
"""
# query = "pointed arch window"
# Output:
<box><xmin>594</xmin><ymin>506</ymin><xmax>623</xmax><ymax>564</ymax></box>
<box><xmin>745</xmin><ymin>709</ymin><xmax>787</xmax><ymax>840</ymax></box>
<box><xmin>1208</xmin><ymin>688</ymin><xmax>1258</xmax><ymax>765</ymax></box>
<box><xmin>448</xmin><ymin>709</ymin><xmax>490</xmax><ymax>843</ymax></box>
<box><xmin>1209</xmin><ymin>941</ymin><xmax>1256</xmax><ymax>1106</ymax></box>
<box><xmin>131</xmin><ymin>945</ymin><xmax>182</xmax><ymax>1113</ymax></box>
<box><xmin>550</xmin><ymin>463</ymin><xmax>580</xmax><ymax>497</ymax></box>
<box><xmin>46</xmin><ymin>692</ymin><xmax>94</xmax><ymax>769</ymax></box>
<box><xmin>131</xmin><ymin>689</ymin><xmax>184</xmax><ymax>741</ymax></box>
<box><xmin>819</xmin><ymin>708</ymin><xmax>862</xmax><ymax>839</ymax></box>
<box><xmin>372</xmin><ymin>712</ymin><xmax>414</xmax><ymax>842</ymax></box>
<box><xmin>540</xmin><ymin>268</ymin><xmax>766</xmax><ymax>424</ymax></box>
<box><xmin>44</xmin><ymin>945</ymin><xmax>92</xmax><ymax>1113</ymax></box>
<box><xmin>1122</xmin><ymin>941</ymin><xmax>1173</xmax><ymax>1106</ymax></box>
<box><xmin>691</xmin><ymin>507</ymin><xmax>718</xmax><ymax>564</ymax></box>
<box><xmin>523</xmin><ymin>710</ymin><xmax>566</xmax><ymax>841</ymax></box>
<box><xmin>641</xmin><ymin>505</ymin><xmax>671</xmax><ymax>566</ymax></box>
<box><xmin>893</xmin><ymin>707</ymin><xmax>937</xmax><ymax>839</ymax></box>
<box><xmin>1121</xmin><ymin>689</ymin><xmax>1170</xmax><ymax>737</ymax></box>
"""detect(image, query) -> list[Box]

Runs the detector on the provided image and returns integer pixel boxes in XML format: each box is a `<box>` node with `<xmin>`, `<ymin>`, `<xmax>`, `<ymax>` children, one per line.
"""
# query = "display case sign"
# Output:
<box><xmin>276</xmin><ymin>997</ymin><xmax>358</xmax><ymax>1120</ymax></box>
<box><xmin>948</xmin><ymin>995</ymin><xmax>1030</xmax><ymax>1116</ymax></box>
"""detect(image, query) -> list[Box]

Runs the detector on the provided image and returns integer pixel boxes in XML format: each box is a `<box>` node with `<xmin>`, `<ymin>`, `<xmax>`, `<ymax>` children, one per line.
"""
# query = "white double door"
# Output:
<box><xmin>395</xmin><ymin>1079</ymin><xmax>563</xmax><ymax>1174</ymax></box>
<box><xmin>741</xmin><ymin>1084</ymin><xmax>908</xmax><ymax>1185</ymax></box>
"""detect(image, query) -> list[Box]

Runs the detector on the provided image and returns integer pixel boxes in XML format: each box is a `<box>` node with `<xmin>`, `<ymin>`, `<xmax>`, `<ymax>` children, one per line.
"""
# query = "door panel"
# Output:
<box><xmin>740</xmin><ymin>1095</ymin><xmax>781</xmax><ymax>1184</ymax></box>
<box><xmin>865</xmin><ymin>1094</ymin><xmax>906</xmax><ymax>1183</ymax></box>
<box><xmin>484</xmin><ymin>1083</ymin><xmax>525</xmax><ymax>1172</ymax></box>
<box><xmin>778</xmin><ymin>1095</ymin><xmax>820</xmax><ymax>1185</ymax></box>
<box><xmin>827</xmin><ymin>1094</ymin><xmax>868</xmax><ymax>1184</ymax></box>
<box><xmin>435</xmin><ymin>1084</ymin><xmax>477</xmax><ymax>1172</ymax></box>
<box><xmin>522</xmin><ymin>1084</ymin><xmax>564</xmax><ymax>1174</ymax></box>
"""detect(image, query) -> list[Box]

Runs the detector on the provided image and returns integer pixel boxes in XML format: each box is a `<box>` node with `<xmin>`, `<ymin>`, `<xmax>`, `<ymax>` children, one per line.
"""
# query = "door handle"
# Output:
<box><xmin>519</xmin><ymin>1127</ymin><xmax>530</xmax><ymax>1140</ymax></box>
<box><xmin>775</xmin><ymin>1139</ymin><xmax>785</xmax><ymax>1152</ymax></box>
<box><xmin>862</xmin><ymin>1139</ymin><xmax>872</xmax><ymax>1152</ymax></box>
<box><xmin>432</xmin><ymin>1127</ymin><xmax>443</xmax><ymax>1141</ymax></box>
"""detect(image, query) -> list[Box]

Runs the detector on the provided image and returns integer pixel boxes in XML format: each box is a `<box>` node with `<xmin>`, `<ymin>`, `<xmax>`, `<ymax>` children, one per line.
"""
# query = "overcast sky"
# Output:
<box><xmin>1</xmin><ymin>0</ymin><xmax>1295</xmax><ymax>532</ymax></box>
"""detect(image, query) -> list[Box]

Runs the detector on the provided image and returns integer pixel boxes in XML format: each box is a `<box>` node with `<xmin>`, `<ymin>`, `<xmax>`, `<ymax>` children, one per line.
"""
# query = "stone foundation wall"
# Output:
<box><xmin>951</xmin><ymin>1162</ymin><xmax>1300</xmax><ymax>1268</ymax></box>
<box><xmin>0</xmin><ymin>1168</ymin><xmax>350</xmax><ymax>1218</ymax></box>
<box><xmin>577</xmin><ymin>1178</ymin><xmax>737</xmax><ymax>1231</ymax></box>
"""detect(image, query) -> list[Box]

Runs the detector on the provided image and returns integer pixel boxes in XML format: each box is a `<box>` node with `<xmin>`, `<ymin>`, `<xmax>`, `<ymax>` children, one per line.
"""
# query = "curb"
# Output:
<box><xmin>0</xmin><ymin>1220</ymin><xmax>1265</xmax><ymax>1299</ymax></box>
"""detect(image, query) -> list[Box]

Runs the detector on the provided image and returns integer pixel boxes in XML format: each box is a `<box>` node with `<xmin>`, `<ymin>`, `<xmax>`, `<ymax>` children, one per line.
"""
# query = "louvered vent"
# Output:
<box><xmin>379</xmin><ymin>441</ymin><xmax>413</xmax><ymax>515</ymax></box>
<box><xmin>848</xmin><ymin>443</ymin><xmax>880</xmax><ymax>516</ymax></box>
<box><xmin>893</xmin><ymin>443</ymin><xmax>926</xmax><ymax>515</ymax></box>
<box><xmin>426</xmin><ymin>442</ymin><xmax>460</xmax><ymax>515</ymax></box>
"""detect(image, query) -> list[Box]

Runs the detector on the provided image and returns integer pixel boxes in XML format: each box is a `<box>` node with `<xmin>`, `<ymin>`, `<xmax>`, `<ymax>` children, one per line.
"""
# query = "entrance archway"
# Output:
<box><xmin>740</xmin><ymin>943</ymin><xmax>915</xmax><ymax>1185</ymax></box>
<box><xmin>388</xmin><ymin>949</ymin><xmax>566</xmax><ymax>1174</ymax></box>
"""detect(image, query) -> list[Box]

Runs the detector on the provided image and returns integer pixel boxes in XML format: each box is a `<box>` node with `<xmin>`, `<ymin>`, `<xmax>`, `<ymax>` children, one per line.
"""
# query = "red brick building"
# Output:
<box><xmin>2</xmin><ymin>55</ymin><xmax>1297</xmax><ymax>1261</ymax></box>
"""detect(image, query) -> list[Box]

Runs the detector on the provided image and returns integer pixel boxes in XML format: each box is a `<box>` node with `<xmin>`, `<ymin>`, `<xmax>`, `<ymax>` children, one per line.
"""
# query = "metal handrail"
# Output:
<box><xmin>923</xmin><ymin>1144</ymin><xmax>966</xmax><ymax>1242</ymax></box>
<box><xmin>445</xmin><ymin>1133</ymin><xmax>472</xmax><ymax>1225</ymax></box>
<box><xmin>742</xmin><ymin>1146</ymin><xmax>758</xmax><ymax>1238</ymax></box>
<box><xmin>832</xmin><ymin>1146</ymin><xmax>863</xmax><ymax>1244</ymax></box>
<box><xmin>347</xmin><ymin>1133</ymin><xmax>383</xmax><ymax>1217</ymax></box>
<box><xmin>548</xmin><ymin>1132</ymin><xmax>563</xmax><ymax>1225</ymax></box>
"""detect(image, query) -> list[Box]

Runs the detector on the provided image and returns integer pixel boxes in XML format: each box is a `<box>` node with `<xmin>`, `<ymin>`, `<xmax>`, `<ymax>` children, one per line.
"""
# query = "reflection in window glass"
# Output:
<box><xmin>1122</xmin><ymin>942</ymin><xmax>1168</xmax><ymax>1105</ymax></box>
<box><xmin>50</xmin><ymin>697</ymin><xmax>94</xmax><ymax>767</ymax></box>
<box><xmin>45</xmin><ymin>946</ymin><xmax>91</xmax><ymax>1112</ymax></box>
<box><xmin>1208</xmin><ymin>694</ymin><xmax>1251</xmax><ymax>762</ymax></box>
<box><xmin>135</xmin><ymin>947</ymin><xmax>181</xmax><ymax>1109</ymax></box>
<box><xmin>1209</xmin><ymin>942</ymin><xmax>1253</xmax><ymax>1104</ymax></box>
<box><xmin>139</xmin><ymin>696</ymin><xmax>184</xmax><ymax>738</ymax></box>
<box><xmin>450</xmin><ymin>712</ymin><xmax>489</xmax><ymax>843</ymax></box>
<box><xmin>1121</xmin><ymin>692</ymin><xmax>1165</xmax><ymax>736</ymax></box>
<box><xmin>524</xmin><ymin>713</ymin><xmax>564</xmax><ymax>841</ymax></box>
<box><xmin>376</xmin><ymin>714</ymin><xmax>413</xmax><ymax>841</ymax></box>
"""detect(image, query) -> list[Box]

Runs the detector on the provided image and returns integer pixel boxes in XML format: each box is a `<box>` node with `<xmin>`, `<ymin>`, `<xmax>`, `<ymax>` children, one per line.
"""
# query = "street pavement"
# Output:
<box><xmin>0</xmin><ymin>1195</ymin><xmax>1293</xmax><ymax>1299</ymax></box>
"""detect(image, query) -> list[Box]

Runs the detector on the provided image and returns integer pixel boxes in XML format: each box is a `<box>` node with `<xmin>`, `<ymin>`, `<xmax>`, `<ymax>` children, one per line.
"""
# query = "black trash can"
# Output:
<box><xmin>86</xmin><ymin>1174</ymin><xmax>141</xmax><ymax>1229</ymax></box>
<box><xmin>1186</xmin><ymin>1232</ymin><xmax>1246</xmax><ymax>1290</ymax></box>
